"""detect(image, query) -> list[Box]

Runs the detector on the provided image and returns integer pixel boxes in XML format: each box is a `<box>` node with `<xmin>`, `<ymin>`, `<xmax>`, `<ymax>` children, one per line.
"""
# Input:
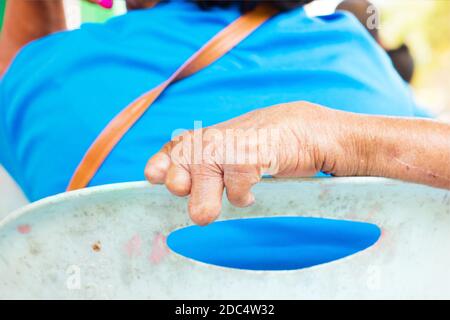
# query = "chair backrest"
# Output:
<box><xmin>0</xmin><ymin>165</ymin><xmax>29</xmax><ymax>219</ymax></box>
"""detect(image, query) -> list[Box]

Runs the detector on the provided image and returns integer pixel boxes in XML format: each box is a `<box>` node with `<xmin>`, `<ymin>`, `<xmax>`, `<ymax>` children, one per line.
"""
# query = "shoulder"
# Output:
<box><xmin>1</xmin><ymin>30</ymin><xmax>74</xmax><ymax>96</ymax></box>
<box><xmin>0</xmin><ymin>19</ymin><xmax>121</xmax><ymax>99</ymax></box>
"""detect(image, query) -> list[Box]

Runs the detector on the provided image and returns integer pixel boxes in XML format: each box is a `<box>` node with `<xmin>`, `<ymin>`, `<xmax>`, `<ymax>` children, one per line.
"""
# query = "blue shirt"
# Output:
<box><xmin>0</xmin><ymin>0</ymin><xmax>417</xmax><ymax>201</ymax></box>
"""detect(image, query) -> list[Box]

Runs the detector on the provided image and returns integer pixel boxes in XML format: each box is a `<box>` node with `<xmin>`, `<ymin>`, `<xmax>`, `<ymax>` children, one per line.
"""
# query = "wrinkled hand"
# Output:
<box><xmin>145</xmin><ymin>102</ymin><xmax>362</xmax><ymax>226</ymax></box>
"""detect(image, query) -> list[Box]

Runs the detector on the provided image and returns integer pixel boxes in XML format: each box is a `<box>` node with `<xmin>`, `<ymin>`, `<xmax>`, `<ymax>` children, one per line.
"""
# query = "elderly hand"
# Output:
<box><xmin>145</xmin><ymin>102</ymin><xmax>365</xmax><ymax>225</ymax></box>
<box><xmin>146</xmin><ymin>101</ymin><xmax>450</xmax><ymax>226</ymax></box>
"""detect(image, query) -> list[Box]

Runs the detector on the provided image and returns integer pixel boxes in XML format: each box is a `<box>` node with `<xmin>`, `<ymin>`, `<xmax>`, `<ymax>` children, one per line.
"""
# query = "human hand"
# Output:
<box><xmin>145</xmin><ymin>102</ymin><xmax>363</xmax><ymax>225</ymax></box>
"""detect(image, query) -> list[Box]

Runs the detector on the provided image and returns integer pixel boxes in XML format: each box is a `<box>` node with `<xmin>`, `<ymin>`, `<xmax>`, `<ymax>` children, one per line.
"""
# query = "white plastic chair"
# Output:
<box><xmin>0</xmin><ymin>165</ymin><xmax>28</xmax><ymax>219</ymax></box>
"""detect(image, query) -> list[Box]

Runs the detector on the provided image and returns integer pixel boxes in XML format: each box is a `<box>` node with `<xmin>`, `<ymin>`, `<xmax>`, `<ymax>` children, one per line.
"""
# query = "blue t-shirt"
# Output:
<box><xmin>0</xmin><ymin>0</ymin><xmax>417</xmax><ymax>201</ymax></box>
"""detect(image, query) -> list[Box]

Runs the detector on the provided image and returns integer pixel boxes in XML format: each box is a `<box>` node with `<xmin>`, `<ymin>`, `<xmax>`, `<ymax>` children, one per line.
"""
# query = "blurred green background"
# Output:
<box><xmin>0</xmin><ymin>0</ymin><xmax>449</xmax><ymax>119</ymax></box>
<box><xmin>0</xmin><ymin>1</ymin><xmax>5</xmax><ymax>31</ymax></box>
<box><xmin>80</xmin><ymin>0</ymin><xmax>116</xmax><ymax>22</ymax></box>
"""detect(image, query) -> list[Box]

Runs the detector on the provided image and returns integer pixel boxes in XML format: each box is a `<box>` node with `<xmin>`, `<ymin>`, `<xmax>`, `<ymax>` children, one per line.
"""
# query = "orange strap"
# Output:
<box><xmin>67</xmin><ymin>5</ymin><xmax>277</xmax><ymax>191</ymax></box>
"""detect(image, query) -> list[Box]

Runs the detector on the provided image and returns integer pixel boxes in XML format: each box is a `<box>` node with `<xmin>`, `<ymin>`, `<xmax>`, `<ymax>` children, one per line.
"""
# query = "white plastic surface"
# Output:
<box><xmin>0</xmin><ymin>178</ymin><xmax>449</xmax><ymax>299</ymax></box>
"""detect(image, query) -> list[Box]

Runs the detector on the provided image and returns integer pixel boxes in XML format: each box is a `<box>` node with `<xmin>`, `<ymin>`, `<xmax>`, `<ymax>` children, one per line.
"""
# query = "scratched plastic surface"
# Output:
<box><xmin>168</xmin><ymin>217</ymin><xmax>381</xmax><ymax>270</ymax></box>
<box><xmin>0</xmin><ymin>178</ymin><xmax>449</xmax><ymax>299</ymax></box>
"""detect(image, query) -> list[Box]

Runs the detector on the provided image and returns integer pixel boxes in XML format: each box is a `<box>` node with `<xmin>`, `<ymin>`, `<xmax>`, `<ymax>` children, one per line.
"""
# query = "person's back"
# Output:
<box><xmin>0</xmin><ymin>0</ymin><xmax>417</xmax><ymax>201</ymax></box>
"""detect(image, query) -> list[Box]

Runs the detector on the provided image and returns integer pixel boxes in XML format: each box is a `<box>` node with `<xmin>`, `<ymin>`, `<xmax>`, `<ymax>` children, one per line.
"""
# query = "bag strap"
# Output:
<box><xmin>67</xmin><ymin>5</ymin><xmax>278</xmax><ymax>191</ymax></box>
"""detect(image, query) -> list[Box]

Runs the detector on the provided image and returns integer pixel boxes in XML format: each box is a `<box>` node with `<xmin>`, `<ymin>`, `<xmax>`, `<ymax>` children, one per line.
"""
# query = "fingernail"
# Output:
<box><xmin>97</xmin><ymin>0</ymin><xmax>113</xmax><ymax>9</ymax></box>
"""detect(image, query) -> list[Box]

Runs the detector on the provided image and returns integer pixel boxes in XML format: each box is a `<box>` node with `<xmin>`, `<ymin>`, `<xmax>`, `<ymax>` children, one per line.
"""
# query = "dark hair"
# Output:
<box><xmin>387</xmin><ymin>44</ymin><xmax>415</xmax><ymax>83</ymax></box>
<box><xmin>193</xmin><ymin>0</ymin><xmax>315</xmax><ymax>12</ymax></box>
<box><xmin>336</xmin><ymin>0</ymin><xmax>379</xmax><ymax>40</ymax></box>
<box><xmin>336</xmin><ymin>0</ymin><xmax>415</xmax><ymax>83</ymax></box>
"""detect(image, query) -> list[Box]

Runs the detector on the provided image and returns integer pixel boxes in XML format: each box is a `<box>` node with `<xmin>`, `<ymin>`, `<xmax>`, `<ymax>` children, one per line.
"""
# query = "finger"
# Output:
<box><xmin>165</xmin><ymin>164</ymin><xmax>191</xmax><ymax>197</ymax></box>
<box><xmin>224</xmin><ymin>165</ymin><xmax>260</xmax><ymax>207</ymax></box>
<box><xmin>188</xmin><ymin>165</ymin><xmax>224</xmax><ymax>226</ymax></box>
<box><xmin>145</xmin><ymin>143</ymin><xmax>172</xmax><ymax>184</ymax></box>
